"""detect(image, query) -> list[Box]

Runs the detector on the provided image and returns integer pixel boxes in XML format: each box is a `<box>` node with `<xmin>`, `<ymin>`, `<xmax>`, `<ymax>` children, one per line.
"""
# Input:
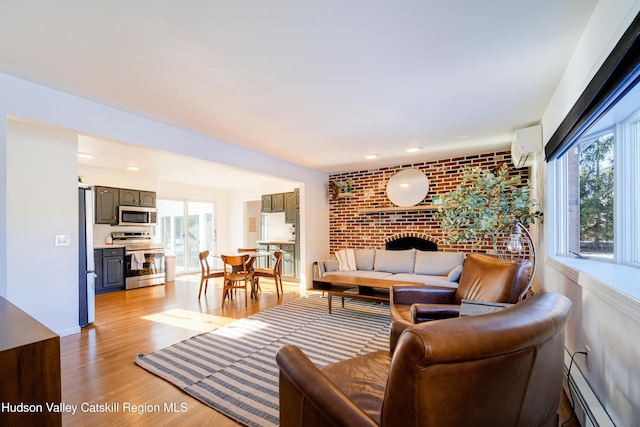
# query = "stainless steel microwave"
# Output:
<box><xmin>118</xmin><ymin>206</ymin><xmax>157</xmax><ymax>226</ymax></box>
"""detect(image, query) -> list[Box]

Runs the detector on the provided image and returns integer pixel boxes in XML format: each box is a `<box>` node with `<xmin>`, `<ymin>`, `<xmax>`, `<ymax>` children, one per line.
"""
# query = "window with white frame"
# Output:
<box><xmin>550</xmin><ymin>83</ymin><xmax>640</xmax><ymax>266</ymax></box>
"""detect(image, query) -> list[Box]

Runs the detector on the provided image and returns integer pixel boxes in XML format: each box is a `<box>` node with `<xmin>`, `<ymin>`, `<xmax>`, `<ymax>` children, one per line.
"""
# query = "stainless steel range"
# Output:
<box><xmin>111</xmin><ymin>231</ymin><xmax>165</xmax><ymax>289</ymax></box>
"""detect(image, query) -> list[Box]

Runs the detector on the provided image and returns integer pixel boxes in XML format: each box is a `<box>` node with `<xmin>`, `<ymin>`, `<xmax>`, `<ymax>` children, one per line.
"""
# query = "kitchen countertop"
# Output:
<box><xmin>257</xmin><ymin>240</ymin><xmax>296</xmax><ymax>245</ymax></box>
<box><xmin>94</xmin><ymin>244</ymin><xmax>126</xmax><ymax>249</ymax></box>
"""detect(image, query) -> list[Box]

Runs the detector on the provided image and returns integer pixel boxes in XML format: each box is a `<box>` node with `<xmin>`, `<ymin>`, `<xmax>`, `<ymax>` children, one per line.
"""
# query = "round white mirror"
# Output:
<box><xmin>386</xmin><ymin>169</ymin><xmax>430</xmax><ymax>207</ymax></box>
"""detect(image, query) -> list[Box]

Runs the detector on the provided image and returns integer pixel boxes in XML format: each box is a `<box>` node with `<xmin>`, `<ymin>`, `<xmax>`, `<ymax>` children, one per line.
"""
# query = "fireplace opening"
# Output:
<box><xmin>386</xmin><ymin>236</ymin><xmax>437</xmax><ymax>251</ymax></box>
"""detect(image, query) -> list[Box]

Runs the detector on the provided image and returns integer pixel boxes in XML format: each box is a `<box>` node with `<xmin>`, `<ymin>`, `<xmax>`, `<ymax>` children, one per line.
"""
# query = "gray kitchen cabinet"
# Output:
<box><xmin>119</xmin><ymin>189</ymin><xmax>139</xmax><ymax>206</ymax></box>
<box><xmin>258</xmin><ymin>242</ymin><xmax>298</xmax><ymax>278</ymax></box>
<box><xmin>257</xmin><ymin>243</ymin><xmax>269</xmax><ymax>268</ymax></box>
<box><xmin>262</xmin><ymin>192</ymin><xmax>289</xmax><ymax>213</ymax></box>
<box><xmin>95</xmin><ymin>187</ymin><xmax>157</xmax><ymax>224</ymax></box>
<box><xmin>139</xmin><ymin>191</ymin><xmax>156</xmax><ymax>208</ymax></box>
<box><xmin>94</xmin><ymin>248</ymin><xmax>125</xmax><ymax>294</ymax></box>
<box><xmin>95</xmin><ymin>186</ymin><xmax>119</xmax><ymax>225</ymax></box>
<box><xmin>271</xmin><ymin>193</ymin><xmax>285</xmax><ymax>212</ymax></box>
<box><xmin>119</xmin><ymin>189</ymin><xmax>156</xmax><ymax>207</ymax></box>
<box><xmin>267</xmin><ymin>244</ymin><xmax>280</xmax><ymax>270</ymax></box>
<box><xmin>261</xmin><ymin>195</ymin><xmax>272</xmax><ymax>212</ymax></box>
<box><xmin>295</xmin><ymin>207</ymin><xmax>300</xmax><ymax>277</ymax></box>
<box><xmin>280</xmin><ymin>244</ymin><xmax>295</xmax><ymax>277</ymax></box>
<box><xmin>284</xmin><ymin>192</ymin><xmax>296</xmax><ymax>223</ymax></box>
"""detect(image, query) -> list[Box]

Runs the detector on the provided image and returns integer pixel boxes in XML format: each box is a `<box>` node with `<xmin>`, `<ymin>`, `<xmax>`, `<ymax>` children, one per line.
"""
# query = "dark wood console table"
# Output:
<box><xmin>0</xmin><ymin>297</ymin><xmax>62</xmax><ymax>426</ymax></box>
<box><xmin>312</xmin><ymin>275</ymin><xmax>416</xmax><ymax>313</ymax></box>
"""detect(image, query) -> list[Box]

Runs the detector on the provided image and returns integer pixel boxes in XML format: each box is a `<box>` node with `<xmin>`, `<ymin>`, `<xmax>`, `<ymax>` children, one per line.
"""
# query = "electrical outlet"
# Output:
<box><xmin>584</xmin><ymin>345</ymin><xmax>591</xmax><ymax>370</ymax></box>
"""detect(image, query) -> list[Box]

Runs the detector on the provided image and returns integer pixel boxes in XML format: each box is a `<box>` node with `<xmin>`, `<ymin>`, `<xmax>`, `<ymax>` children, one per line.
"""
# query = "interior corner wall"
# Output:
<box><xmin>6</xmin><ymin>119</ymin><xmax>80</xmax><ymax>336</ymax></box>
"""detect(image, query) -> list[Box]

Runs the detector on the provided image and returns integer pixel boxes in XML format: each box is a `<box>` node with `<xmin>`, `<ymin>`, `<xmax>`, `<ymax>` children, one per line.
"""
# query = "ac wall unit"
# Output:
<box><xmin>511</xmin><ymin>125</ymin><xmax>542</xmax><ymax>168</ymax></box>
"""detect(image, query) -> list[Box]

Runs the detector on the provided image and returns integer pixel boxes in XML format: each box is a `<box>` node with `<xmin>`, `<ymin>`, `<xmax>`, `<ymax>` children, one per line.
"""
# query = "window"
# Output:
<box><xmin>567</xmin><ymin>131</ymin><xmax>615</xmax><ymax>259</ymax></box>
<box><xmin>551</xmin><ymin>83</ymin><xmax>640</xmax><ymax>267</ymax></box>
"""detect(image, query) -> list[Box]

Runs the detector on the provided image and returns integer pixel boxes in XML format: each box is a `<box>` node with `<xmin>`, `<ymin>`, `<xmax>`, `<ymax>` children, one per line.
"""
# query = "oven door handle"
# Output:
<box><xmin>125</xmin><ymin>250</ymin><xmax>165</xmax><ymax>256</ymax></box>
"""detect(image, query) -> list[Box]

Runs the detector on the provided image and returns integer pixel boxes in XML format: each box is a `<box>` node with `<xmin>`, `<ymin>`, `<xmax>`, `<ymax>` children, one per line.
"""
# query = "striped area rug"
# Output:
<box><xmin>134</xmin><ymin>294</ymin><xmax>390</xmax><ymax>427</ymax></box>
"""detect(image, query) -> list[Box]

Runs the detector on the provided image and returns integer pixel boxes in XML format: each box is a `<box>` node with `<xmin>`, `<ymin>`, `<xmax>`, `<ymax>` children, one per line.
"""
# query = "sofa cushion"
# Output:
<box><xmin>413</xmin><ymin>251</ymin><xmax>464</xmax><ymax>276</ymax></box>
<box><xmin>389</xmin><ymin>273</ymin><xmax>458</xmax><ymax>289</ymax></box>
<box><xmin>324</xmin><ymin>270</ymin><xmax>394</xmax><ymax>280</ymax></box>
<box><xmin>323</xmin><ymin>259</ymin><xmax>339</xmax><ymax>272</ymax></box>
<box><xmin>374</xmin><ymin>249</ymin><xmax>416</xmax><ymax>274</ymax></box>
<box><xmin>354</xmin><ymin>249</ymin><xmax>375</xmax><ymax>271</ymax></box>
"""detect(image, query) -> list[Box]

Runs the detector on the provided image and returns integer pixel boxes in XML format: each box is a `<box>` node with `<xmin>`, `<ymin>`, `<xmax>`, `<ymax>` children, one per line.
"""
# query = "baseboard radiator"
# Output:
<box><xmin>563</xmin><ymin>350</ymin><xmax>615</xmax><ymax>427</ymax></box>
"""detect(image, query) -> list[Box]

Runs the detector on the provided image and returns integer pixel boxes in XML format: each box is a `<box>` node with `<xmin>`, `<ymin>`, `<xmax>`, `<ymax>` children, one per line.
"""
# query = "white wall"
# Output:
<box><xmin>0</xmin><ymin>117</ymin><xmax>6</xmax><ymax>298</ymax></box>
<box><xmin>539</xmin><ymin>1</ymin><xmax>640</xmax><ymax>425</ymax></box>
<box><xmin>244</xmin><ymin>200</ymin><xmax>262</xmax><ymax>248</ymax></box>
<box><xmin>0</xmin><ymin>73</ymin><xmax>329</xmax><ymax>336</ymax></box>
<box><xmin>7</xmin><ymin>118</ymin><xmax>80</xmax><ymax>336</ymax></box>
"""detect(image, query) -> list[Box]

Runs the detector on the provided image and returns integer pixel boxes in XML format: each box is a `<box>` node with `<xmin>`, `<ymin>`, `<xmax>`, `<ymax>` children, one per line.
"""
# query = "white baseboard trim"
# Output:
<box><xmin>563</xmin><ymin>349</ymin><xmax>615</xmax><ymax>427</ymax></box>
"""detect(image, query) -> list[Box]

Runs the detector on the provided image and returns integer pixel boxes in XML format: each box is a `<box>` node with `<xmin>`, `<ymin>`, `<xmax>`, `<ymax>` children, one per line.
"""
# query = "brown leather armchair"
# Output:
<box><xmin>276</xmin><ymin>292</ymin><xmax>572</xmax><ymax>427</ymax></box>
<box><xmin>390</xmin><ymin>253</ymin><xmax>532</xmax><ymax>351</ymax></box>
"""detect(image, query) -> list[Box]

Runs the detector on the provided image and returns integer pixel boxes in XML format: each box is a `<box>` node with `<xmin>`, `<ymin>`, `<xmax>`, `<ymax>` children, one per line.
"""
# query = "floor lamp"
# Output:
<box><xmin>497</xmin><ymin>220</ymin><xmax>536</xmax><ymax>298</ymax></box>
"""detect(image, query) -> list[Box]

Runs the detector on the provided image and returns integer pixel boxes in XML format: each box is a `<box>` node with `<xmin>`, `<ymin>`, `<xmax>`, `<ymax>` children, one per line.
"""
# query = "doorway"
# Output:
<box><xmin>155</xmin><ymin>199</ymin><xmax>216</xmax><ymax>275</ymax></box>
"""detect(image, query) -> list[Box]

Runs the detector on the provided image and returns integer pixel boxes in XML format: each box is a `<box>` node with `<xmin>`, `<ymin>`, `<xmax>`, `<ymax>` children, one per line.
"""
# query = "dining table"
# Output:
<box><xmin>212</xmin><ymin>250</ymin><xmax>273</xmax><ymax>298</ymax></box>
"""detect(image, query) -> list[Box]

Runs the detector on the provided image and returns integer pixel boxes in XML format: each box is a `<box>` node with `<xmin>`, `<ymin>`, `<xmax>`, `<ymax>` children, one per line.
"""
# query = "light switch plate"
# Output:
<box><xmin>55</xmin><ymin>235</ymin><xmax>70</xmax><ymax>246</ymax></box>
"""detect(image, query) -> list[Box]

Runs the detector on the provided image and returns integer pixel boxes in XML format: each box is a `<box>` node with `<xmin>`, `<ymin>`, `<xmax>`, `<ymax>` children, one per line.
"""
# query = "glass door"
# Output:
<box><xmin>155</xmin><ymin>199</ymin><xmax>216</xmax><ymax>275</ymax></box>
<box><xmin>187</xmin><ymin>201</ymin><xmax>215</xmax><ymax>273</ymax></box>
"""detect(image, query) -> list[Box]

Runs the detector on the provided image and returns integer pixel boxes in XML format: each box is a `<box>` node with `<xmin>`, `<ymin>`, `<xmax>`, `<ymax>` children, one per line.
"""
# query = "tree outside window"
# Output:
<box><xmin>572</xmin><ymin>132</ymin><xmax>614</xmax><ymax>258</ymax></box>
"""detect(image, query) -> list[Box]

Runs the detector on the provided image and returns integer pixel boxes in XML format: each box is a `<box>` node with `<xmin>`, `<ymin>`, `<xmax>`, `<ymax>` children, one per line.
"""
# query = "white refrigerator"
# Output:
<box><xmin>79</xmin><ymin>186</ymin><xmax>96</xmax><ymax>326</ymax></box>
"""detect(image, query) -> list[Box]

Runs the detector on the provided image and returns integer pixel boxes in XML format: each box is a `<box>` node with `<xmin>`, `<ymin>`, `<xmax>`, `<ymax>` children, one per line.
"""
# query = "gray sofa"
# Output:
<box><xmin>316</xmin><ymin>249</ymin><xmax>465</xmax><ymax>288</ymax></box>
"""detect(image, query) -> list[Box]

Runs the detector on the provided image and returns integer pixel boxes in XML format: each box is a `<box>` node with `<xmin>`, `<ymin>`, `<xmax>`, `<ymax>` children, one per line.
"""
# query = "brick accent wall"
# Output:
<box><xmin>328</xmin><ymin>150</ymin><xmax>529</xmax><ymax>254</ymax></box>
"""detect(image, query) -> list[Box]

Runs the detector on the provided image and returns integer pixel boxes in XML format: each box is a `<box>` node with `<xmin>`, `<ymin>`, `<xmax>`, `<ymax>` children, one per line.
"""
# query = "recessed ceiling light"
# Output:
<box><xmin>125</xmin><ymin>166</ymin><xmax>139</xmax><ymax>171</ymax></box>
<box><xmin>365</xmin><ymin>154</ymin><xmax>378</xmax><ymax>160</ymax></box>
<box><xmin>78</xmin><ymin>152</ymin><xmax>94</xmax><ymax>159</ymax></box>
<box><xmin>406</xmin><ymin>147</ymin><xmax>421</xmax><ymax>153</ymax></box>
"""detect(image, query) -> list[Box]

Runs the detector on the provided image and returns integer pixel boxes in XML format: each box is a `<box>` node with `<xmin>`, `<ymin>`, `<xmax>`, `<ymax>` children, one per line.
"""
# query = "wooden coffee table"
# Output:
<box><xmin>312</xmin><ymin>275</ymin><xmax>417</xmax><ymax>313</ymax></box>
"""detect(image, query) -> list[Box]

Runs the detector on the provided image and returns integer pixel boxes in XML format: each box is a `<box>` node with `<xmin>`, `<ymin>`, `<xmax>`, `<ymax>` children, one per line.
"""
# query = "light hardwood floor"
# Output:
<box><xmin>60</xmin><ymin>275</ymin><xmax>304</xmax><ymax>426</ymax></box>
<box><xmin>60</xmin><ymin>275</ymin><xmax>580</xmax><ymax>426</ymax></box>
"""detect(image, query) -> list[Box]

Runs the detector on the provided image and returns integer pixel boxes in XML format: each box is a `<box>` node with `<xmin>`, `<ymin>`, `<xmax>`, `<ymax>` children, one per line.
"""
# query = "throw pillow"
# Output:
<box><xmin>324</xmin><ymin>259</ymin><xmax>339</xmax><ymax>272</ymax></box>
<box><xmin>336</xmin><ymin>249</ymin><xmax>357</xmax><ymax>271</ymax></box>
<box><xmin>447</xmin><ymin>265</ymin><xmax>463</xmax><ymax>282</ymax></box>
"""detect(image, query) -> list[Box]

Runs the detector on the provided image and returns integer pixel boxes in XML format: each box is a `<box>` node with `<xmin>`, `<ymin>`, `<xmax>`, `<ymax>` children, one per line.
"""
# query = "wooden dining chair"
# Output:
<box><xmin>237</xmin><ymin>248</ymin><xmax>261</xmax><ymax>294</ymax></box>
<box><xmin>253</xmin><ymin>250</ymin><xmax>284</xmax><ymax>298</ymax></box>
<box><xmin>198</xmin><ymin>250</ymin><xmax>225</xmax><ymax>299</ymax></box>
<box><xmin>237</xmin><ymin>248</ymin><xmax>257</xmax><ymax>253</ymax></box>
<box><xmin>220</xmin><ymin>254</ymin><xmax>254</xmax><ymax>307</ymax></box>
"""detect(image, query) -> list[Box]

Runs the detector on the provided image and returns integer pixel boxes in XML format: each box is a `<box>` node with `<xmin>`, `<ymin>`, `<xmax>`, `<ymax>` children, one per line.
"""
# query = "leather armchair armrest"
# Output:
<box><xmin>389</xmin><ymin>319</ymin><xmax>412</xmax><ymax>353</ymax></box>
<box><xmin>276</xmin><ymin>344</ymin><xmax>377</xmax><ymax>427</ymax></box>
<box><xmin>391</xmin><ymin>285</ymin><xmax>457</xmax><ymax>305</ymax></box>
<box><xmin>411</xmin><ymin>304</ymin><xmax>461</xmax><ymax>323</ymax></box>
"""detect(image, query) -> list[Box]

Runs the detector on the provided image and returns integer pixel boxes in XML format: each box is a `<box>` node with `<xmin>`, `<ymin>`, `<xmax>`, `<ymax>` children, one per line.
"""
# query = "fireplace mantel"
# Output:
<box><xmin>357</xmin><ymin>205</ymin><xmax>440</xmax><ymax>214</ymax></box>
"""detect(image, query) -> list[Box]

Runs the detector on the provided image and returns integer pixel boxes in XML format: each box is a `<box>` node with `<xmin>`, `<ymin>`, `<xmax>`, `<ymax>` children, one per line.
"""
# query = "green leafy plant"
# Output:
<box><xmin>433</xmin><ymin>164</ymin><xmax>541</xmax><ymax>251</ymax></box>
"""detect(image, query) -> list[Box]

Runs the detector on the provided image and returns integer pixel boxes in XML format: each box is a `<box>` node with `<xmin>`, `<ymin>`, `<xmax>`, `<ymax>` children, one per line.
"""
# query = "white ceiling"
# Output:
<box><xmin>0</xmin><ymin>1</ymin><xmax>597</xmax><ymax>178</ymax></box>
<box><xmin>77</xmin><ymin>135</ymin><xmax>290</xmax><ymax>189</ymax></box>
